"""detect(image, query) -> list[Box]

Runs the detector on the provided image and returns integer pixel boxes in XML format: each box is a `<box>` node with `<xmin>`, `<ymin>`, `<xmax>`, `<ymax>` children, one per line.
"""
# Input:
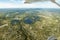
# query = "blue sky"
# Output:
<box><xmin>0</xmin><ymin>0</ymin><xmax>21</xmax><ymax>2</ymax></box>
<box><xmin>0</xmin><ymin>0</ymin><xmax>60</xmax><ymax>8</ymax></box>
<box><xmin>0</xmin><ymin>0</ymin><xmax>24</xmax><ymax>3</ymax></box>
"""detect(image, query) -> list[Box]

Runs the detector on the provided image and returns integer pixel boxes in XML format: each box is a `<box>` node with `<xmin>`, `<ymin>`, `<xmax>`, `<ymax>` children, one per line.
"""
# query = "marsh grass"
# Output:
<box><xmin>0</xmin><ymin>9</ymin><xmax>60</xmax><ymax>40</ymax></box>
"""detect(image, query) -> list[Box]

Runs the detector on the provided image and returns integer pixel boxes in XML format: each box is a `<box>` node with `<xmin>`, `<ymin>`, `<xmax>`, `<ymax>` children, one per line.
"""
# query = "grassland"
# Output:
<box><xmin>0</xmin><ymin>8</ymin><xmax>60</xmax><ymax>40</ymax></box>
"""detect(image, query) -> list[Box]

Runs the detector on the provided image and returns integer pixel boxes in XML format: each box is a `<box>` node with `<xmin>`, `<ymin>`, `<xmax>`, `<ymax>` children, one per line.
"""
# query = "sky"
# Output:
<box><xmin>0</xmin><ymin>0</ymin><xmax>60</xmax><ymax>8</ymax></box>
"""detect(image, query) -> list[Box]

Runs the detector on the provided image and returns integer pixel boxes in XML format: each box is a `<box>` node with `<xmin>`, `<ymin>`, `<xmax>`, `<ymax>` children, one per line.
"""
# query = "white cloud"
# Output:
<box><xmin>9</xmin><ymin>0</ymin><xmax>24</xmax><ymax>3</ymax></box>
<box><xmin>56</xmin><ymin>0</ymin><xmax>60</xmax><ymax>4</ymax></box>
<box><xmin>0</xmin><ymin>1</ymin><xmax>60</xmax><ymax>8</ymax></box>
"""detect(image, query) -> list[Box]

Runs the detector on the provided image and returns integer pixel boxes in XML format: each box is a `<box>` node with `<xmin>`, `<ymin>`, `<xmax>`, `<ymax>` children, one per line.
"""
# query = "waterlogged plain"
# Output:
<box><xmin>0</xmin><ymin>8</ymin><xmax>60</xmax><ymax>40</ymax></box>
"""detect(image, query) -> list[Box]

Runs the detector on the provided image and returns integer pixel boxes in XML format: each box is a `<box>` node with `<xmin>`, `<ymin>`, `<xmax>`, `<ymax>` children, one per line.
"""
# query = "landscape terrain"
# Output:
<box><xmin>0</xmin><ymin>8</ymin><xmax>60</xmax><ymax>40</ymax></box>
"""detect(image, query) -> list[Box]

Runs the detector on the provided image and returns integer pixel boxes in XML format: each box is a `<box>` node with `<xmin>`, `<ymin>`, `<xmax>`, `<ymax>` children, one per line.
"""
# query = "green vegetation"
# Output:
<box><xmin>0</xmin><ymin>9</ymin><xmax>60</xmax><ymax>40</ymax></box>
